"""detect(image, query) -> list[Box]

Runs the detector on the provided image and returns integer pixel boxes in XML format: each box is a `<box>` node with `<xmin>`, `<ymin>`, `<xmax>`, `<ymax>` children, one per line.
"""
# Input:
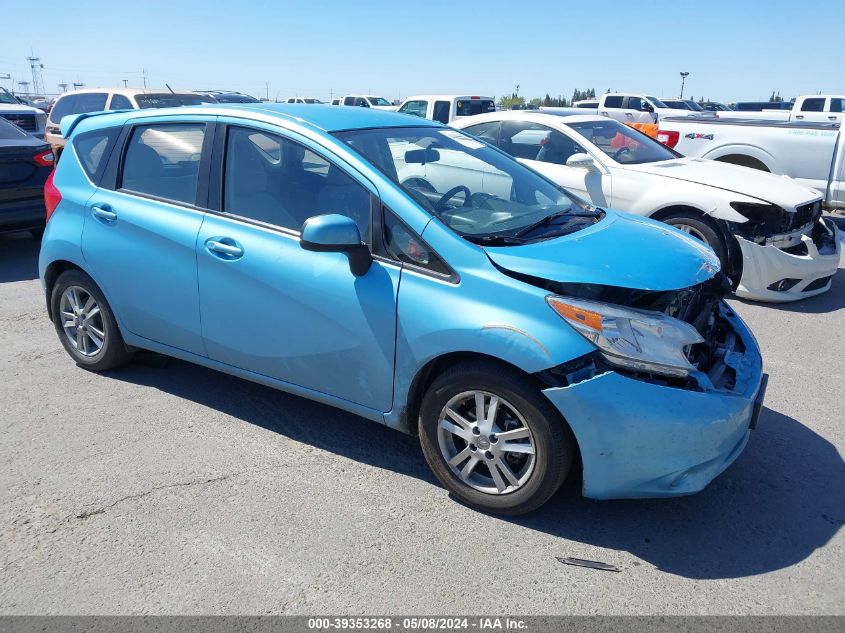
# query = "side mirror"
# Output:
<box><xmin>642</xmin><ymin>103</ymin><xmax>654</xmax><ymax>112</ymax></box>
<box><xmin>300</xmin><ymin>214</ymin><xmax>372</xmax><ymax>276</ymax></box>
<box><xmin>566</xmin><ymin>153</ymin><xmax>596</xmax><ymax>170</ymax></box>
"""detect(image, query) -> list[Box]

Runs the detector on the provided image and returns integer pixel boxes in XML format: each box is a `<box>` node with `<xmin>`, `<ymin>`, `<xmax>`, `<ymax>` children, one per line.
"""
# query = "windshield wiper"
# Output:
<box><xmin>514</xmin><ymin>208</ymin><xmax>602</xmax><ymax>239</ymax></box>
<box><xmin>465</xmin><ymin>234</ymin><xmax>527</xmax><ymax>246</ymax></box>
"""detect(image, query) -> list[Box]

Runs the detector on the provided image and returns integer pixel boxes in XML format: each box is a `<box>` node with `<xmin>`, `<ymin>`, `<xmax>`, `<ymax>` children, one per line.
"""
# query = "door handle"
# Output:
<box><xmin>795</xmin><ymin>115</ymin><xmax>804</xmax><ymax>119</ymax></box>
<box><xmin>91</xmin><ymin>206</ymin><xmax>117</xmax><ymax>223</ymax></box>
<box><xmin>829</xmin><ymin>116</ymin><xmax>837</xmax><ymax>120</ymax></box>
<box><xmin>205</xmin><ymin>238</ymin><xmax>244</xmax><ymax>259</ymax></box>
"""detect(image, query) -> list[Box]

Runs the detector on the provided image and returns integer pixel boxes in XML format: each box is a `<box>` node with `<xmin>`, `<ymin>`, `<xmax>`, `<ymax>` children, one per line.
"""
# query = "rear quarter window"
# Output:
<box><xmin>603</xmin><ymin>96</ymin><xmax>624</xmax><ymax>108</ymax></box>
<box><xmin>72</xmin><ymin>127</ymin><xmax>120</xmax><ymax>183</ymax></box>
<box><xmin>48</xmin><ymin>95</ymin><xmax>77</xmax><ymax>124</ymax></box>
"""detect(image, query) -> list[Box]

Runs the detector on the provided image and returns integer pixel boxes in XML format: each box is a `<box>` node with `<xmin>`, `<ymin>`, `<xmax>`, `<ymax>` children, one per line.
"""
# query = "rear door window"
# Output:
<box><xmin>801</xmin><ymin>98</ymin><xmax>825</xmax><ymax>112</ymax></box>
<box><xmin>603</xmin><ymin>96</ymin><xmax>624</xmax><ymax>108</ymax></box>
<box><xmin>120</xmin><ymin>123</ymin><xmax>205</xmax><ymax>205</ymax></box>
<box><xmin>73</xmin><ymin>93</ymin><xmax>108</xmax><ymax>115</ymax></box>
<box><xmin>432</xmin><ymin>101</ymin><xmax>450</xmax><ymax>123</ymax></box>
<box><xmin>108</xmin><ymin>94</ymin><xmax>133</xmax><ymax>110</ymax></box>
<box><xmin>73</xmin><ymin>127</ymin><xmax>121</xmax><ymax>183</ymax></box>
<box><xmin>830</xmin><ymin>98</ymin><xmax>844</xmax><ymax>113</ymax></box>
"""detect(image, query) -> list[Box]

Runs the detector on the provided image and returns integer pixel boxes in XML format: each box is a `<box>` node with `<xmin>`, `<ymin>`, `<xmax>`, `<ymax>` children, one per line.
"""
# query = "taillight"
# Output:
<box><xmin>33</xmin><ymin>149</ymin><xmax>55</xmax><ymax>167</ymax></box>
<box><xmin>44</xmin><ymin>170</ymin><xmax>62</xmax><ymax>222</ymax></box>
<box><xmin>656</xmin><ymin>129</ymin><xmax>680</xmax><ymax>148</ymax></box>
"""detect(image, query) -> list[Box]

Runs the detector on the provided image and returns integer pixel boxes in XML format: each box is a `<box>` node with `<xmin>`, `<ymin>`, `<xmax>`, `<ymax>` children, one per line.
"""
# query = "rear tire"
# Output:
<box><xmin>662</xmin><ymin>212</ymin><xmax>729</xmax><ymax>272</ymax></box>
<box><xmin>419</xmin><ymin>361</ymin><xmax>574</xmax><ymax>515</ymax></box>
<box><xmin>50</xmin><ymin>270</ymin><xmax>134</xmax><ymax>371</ymax></box>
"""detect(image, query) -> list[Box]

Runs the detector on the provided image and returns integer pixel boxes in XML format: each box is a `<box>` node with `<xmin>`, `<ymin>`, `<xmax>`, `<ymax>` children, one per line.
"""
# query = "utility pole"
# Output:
<box><xmin>142</xmin><ymin>69</ymin><xmax>148</xmax><ymax>88</ymax></box>
<box><xmin>679</xmin><ymin>71</ymin><xmax>689</xmax><ymax>99</ymax></box>
<box><xmin>73</xmin><ymin>82</ymin><xmax>84</xmax><ymax>90</ymax></box>
<box><xmin>265</xmin><ymin>82</ymin><xmax>269</xmax><ymax>101</ymax></box>
<box><xmin>58</xmin><ymin>83</ymin><xmax>68</xmax><ymax>93</ymax></box>
<box><xmin>18</xmin><ymin>81</ymin><xmax>30</xmax><ymax>97</ymax></box>
<box><xmin>26</xmin><ymin>53</ymin><xmax>45</xmax><ymax>96</ymax></box>
<box><xmin>122</xmin><ymin>79</ymin><xmax>128</xmax><ymax>88</ymax></box>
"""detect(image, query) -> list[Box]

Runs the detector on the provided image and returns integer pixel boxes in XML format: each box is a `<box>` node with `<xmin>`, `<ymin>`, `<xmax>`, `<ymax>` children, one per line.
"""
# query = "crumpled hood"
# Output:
<box><xmin>621</xmin><ymin>158</ymin><xmax>821</xmax><ymax>210</ymax></box>
<box><xmin>484</xmin><ymin>210</ymin><xmax>721</xmax><ymax>291</ymax></box>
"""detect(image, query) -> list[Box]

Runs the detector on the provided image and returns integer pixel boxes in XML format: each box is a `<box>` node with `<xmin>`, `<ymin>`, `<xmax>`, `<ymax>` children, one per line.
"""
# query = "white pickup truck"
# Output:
<box><xmin>656</xmin><ymin>116</ymin><xmax>845</xmax><ymax>212</ymax></box>
<box><xmin>0</xmin><ymin>87</ymin><xmax>47</xmax><ymax>138</ymax></box>
<box><xmin>719</xmin><ymin>95</ymin><xmax>844</xmax><ymax>124</ymax></box>
<box><xmin>542</xmin><ymin>93</ymin><xmax>692</xmax><ymax>125</ymax></box>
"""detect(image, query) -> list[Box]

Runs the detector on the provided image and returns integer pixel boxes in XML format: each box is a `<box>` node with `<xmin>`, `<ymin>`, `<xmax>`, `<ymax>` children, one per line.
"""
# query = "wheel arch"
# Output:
<box><xmin>401</xmin><ymin>351</ymin><xmax>583</xmax><ymax>462</ymax></box>
<box><xmin>43</xmin><ymin>259</ymin><xmax>85</xmax><ymax>320</ymax></box>
<box><xmin>701</xmin><ymin>145</ymin><xmax>779</xmax><ymax>174</ymax></box>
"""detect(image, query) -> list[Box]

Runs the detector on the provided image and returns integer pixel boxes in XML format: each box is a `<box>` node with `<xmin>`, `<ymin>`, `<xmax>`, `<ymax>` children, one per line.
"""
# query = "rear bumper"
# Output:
<box><xmin>0</xmin><ymin>198</ymin><xmax>46</xmax><ymax>232</ymax></box>
<box><xmin>542</xmin><ymin>304</ymin><xmax>763</xmax><ymax>500</ymax></box>
<box><xmin>735</xmin><ymin>218</ymin><xmax>840</xmax><ymax>302</ymax></box>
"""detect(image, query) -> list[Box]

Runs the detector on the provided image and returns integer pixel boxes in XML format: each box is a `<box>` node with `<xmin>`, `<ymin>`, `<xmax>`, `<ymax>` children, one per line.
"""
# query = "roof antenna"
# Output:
<box><xmin>165</xmin><ymin>83</ymin><xmax>175</xmax><ymax>94</ymax></box>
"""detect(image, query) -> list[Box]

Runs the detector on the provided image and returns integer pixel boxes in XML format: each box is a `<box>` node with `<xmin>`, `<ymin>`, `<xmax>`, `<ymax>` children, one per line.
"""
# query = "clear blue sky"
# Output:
<box><xmin>2</xmin><ymin>0</ymin><xmax>842</xmax><ymax>103</ymax></box>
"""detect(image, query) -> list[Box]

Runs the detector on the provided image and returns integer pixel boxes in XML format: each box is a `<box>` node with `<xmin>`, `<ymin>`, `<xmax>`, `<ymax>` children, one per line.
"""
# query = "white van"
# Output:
<box><xmin>395</xmin><ymin>95</ymin><xmax>495</xmax><ymax>124</ymax></box>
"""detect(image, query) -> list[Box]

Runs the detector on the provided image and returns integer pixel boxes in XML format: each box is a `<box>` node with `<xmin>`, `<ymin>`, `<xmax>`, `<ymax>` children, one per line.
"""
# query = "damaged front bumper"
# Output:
<box><xmin>542</xmin><ymin>303</ymin><xmax>763</xmax><ymax>500</ymax></box>
<box><xmin>734</xmin><ymin>217</ymin><xmax>841</xmax><ymax>302</ymax></box>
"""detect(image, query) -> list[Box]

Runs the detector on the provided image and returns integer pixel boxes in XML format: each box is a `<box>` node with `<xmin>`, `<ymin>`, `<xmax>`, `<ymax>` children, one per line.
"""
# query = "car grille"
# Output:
<box><xmin>0</xmin><ymin>113</ymin><xmax>36</xmax><ymax>131</ymax></box>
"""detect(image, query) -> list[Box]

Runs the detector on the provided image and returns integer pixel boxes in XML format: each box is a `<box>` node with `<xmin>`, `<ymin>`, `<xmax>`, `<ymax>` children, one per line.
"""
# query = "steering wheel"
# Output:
<box><xmin>612</xmin><ymin>146</ymin><xmax>632</xmax><ymax>161</ymax></box>
<box><xmin>435</xmin><ymin>185</ymin><xmax>472</xmax><ymax>211</ymax></box>
<box><xmin>469</xmin><ymin>192</ymin><xmax>496</xmax><ymax>209</ymax></box>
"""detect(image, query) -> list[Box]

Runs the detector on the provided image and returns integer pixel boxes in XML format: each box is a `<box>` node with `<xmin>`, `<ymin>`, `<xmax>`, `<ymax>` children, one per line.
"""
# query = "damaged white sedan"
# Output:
<box><xmin>453</xmin><ymin>112</ymin><xmax>841</xmax><ymax>302</ymax></box>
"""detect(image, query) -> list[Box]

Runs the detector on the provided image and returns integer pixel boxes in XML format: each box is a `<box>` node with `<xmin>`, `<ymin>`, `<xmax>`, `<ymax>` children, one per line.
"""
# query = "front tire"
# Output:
<box><xmin>662</xmin><ymin>212</ymin><xmax>729</xmax><ymax>272</ymax></box>
<box><xmin>50</xmin><ymin>270</ymin><xmax>134</xmax><ymax>371</ymax></box>
<box><xmin>419</xmin><ymin>361</ymin><xmax>574</xmax><ymax>515</ymax></box>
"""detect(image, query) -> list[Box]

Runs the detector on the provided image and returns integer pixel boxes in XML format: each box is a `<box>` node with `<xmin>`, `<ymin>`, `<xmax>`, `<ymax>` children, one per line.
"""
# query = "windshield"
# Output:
<box><xmin>646</xmin><ymin>96</ymin><xmax>668</xmax><ymax>108</ymax></box>
<box><xmin>369</xmin><ymin>97</ymin><xmax>392</xmax><ymax>106</ymax></box>
<box><xmin>135</xmin><ymin>94</ymin><xmax>214</xmax><ymax>108</ymax></box>
<box><xmin>685</xmin><ymin>100</ymin><xmax>704</xmax><ymax>111</ymax></box>
<box><xmin>334</xmin><ymin>126</ymin><xmax>596</xmax><ymax>243</ymax></box>
<box><xmin>567</xmin><ymin>119</ymin><xmax>679</xmax><ymax>165</ymax></box>
<box><xmin>0</xmin><ymin>88</ymin><xmax>20</xmax><ymax>105</ymax></box>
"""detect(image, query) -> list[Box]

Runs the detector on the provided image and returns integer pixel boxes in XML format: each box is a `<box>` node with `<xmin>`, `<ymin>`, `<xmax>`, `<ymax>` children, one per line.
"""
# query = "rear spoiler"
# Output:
<box><xmin>59</xmin><ymin>109</ymin><xmax>130</xmax><ymax>139</ymax></box>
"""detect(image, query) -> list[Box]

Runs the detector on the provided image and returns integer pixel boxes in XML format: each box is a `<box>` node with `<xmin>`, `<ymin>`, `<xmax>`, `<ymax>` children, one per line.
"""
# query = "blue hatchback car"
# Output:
<box><xmin>39</xmin><ymin>104</ymin><xmax>765</xmax><ymax>514</ymax></box>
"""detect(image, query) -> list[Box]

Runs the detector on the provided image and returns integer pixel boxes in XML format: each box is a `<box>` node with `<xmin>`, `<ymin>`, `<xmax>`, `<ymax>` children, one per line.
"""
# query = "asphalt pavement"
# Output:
<box><xmin>0</xmin><ymin>224</ymin><xmax>842</xmax><ymax>615</ymax></box>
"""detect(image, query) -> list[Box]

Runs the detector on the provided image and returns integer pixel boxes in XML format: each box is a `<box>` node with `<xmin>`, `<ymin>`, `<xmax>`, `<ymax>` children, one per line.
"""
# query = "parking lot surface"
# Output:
<box><xmin>1</xmin><ymin>225</ymin><xmax>843</xmax><ymax>615</ymax></box>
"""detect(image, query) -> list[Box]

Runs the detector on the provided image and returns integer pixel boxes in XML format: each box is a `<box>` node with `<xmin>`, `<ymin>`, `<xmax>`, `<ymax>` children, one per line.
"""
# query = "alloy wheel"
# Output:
<box><xmin>59</xmin><ymin>286</ymin><xmax>106</xmax><ymax>357</ymax></box>
<box><xmin>673</xmin><ymin>223</ymin><xmax>708</xmax><ymax>243</ymax></box>
<box><xmin>437</xmin><ymin>390</ymin><xmax>536</xmax><ymax>495</ymax></box>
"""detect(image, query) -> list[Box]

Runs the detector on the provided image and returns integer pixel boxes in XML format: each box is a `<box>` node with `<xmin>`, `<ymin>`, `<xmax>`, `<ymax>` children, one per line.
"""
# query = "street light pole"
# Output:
<box><xmin>679</xmin><ymin>72</ymin><xmax>689</xmax><ymax>99</ymax></box>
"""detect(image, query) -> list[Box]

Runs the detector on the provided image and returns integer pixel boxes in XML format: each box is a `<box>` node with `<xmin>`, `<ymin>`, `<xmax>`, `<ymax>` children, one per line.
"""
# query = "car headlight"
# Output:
<box><xmin>547</xmin><ymin>296</ymin><xmax>703</xmax><ymax>378</ymax></box>
<box><xmin>729</xmin><ymin>201</ymin><xmax>789</xmax><ymax>235</ymax></box>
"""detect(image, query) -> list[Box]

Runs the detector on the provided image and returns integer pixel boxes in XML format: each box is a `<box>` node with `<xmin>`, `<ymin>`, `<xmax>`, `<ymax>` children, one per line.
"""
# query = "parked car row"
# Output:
<box><xmin>5</xmin><ymin>86</ymin><xmax>841</xmax><ymax>514</ymax></box>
